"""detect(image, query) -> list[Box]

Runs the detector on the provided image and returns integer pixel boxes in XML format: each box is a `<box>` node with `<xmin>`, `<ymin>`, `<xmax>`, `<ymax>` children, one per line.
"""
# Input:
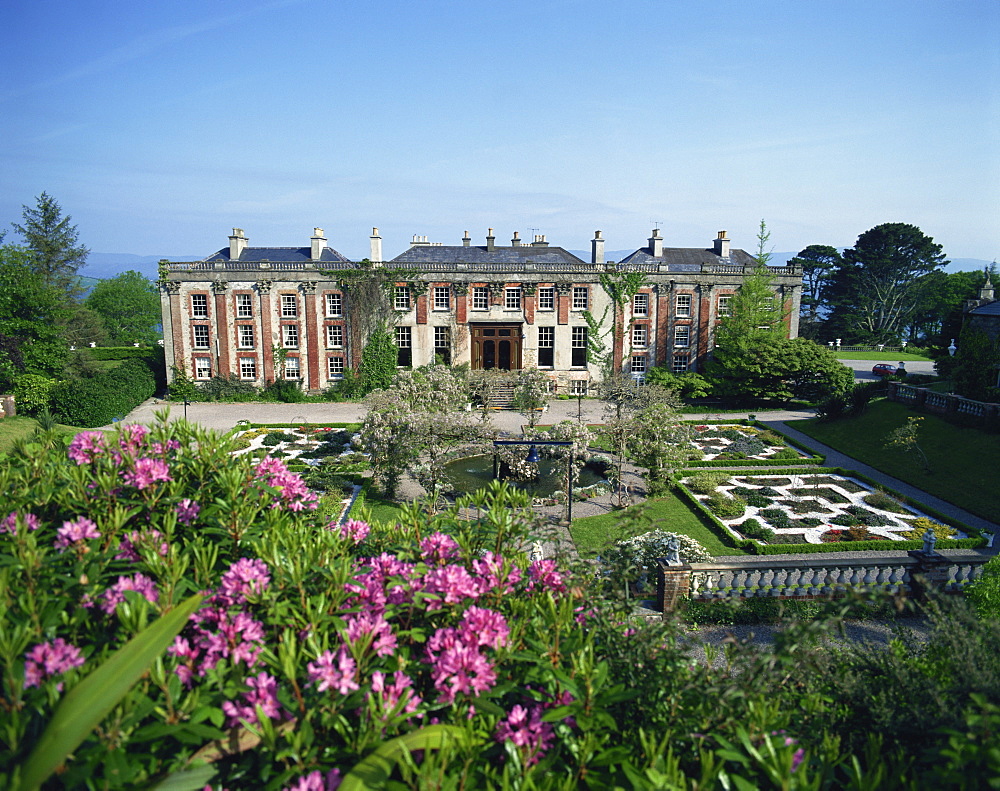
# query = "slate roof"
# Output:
<box><xmin>969</xmin><ymin>300</ymin><xmax>1000</xmax><ymax>315</ymax></box>
<box><xmin>618</xmin><ymin>246</ymin><xmax>758</xmax><ymax>271</ymax></box>
<box><xmin>391</xmin><ymin>245</ymin><xmax>586</xmax><ymax>266</ymax></box>
<box><xmin>203</xmin><ymin>246</ymin><xmax>351</xmax><ymax>263</ymax></box>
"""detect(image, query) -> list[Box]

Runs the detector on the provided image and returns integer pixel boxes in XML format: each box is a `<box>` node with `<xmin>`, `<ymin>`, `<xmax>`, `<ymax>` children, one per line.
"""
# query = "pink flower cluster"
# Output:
<box><xmin>425</xmin><ymin>606</ymin><xmax>510</xmax><ymax>704</ymax></box>
<box><xmin>527</xmin><ymin>559</ymin><xmax>566</xmax><ymax>594</ymax></box>
<box><xmin>100</xmin><ymin>573</ymin><xmax>159</xmax><ymax>614</ymax></box>
<box><xmin>253</xmin><ymin>457</ymin><xmax>318</xmax><ymax>512</ymax></box>
<box><xmin>419</xmin><ymin>531</ymin><xmax>460</xmax><ymax>564</ymax></box>
<box><xmin>1</xmin><ymin>511</ymin><xmax>40</xmax><ymax>534</ymax></box>
<box><xmin>170</xmin><ymin>558</ymin><xmax>270</xmax><ymax>684</ymax></box>
<box><xmin>176</xmin><ymin>498</ymin><xmax>200</xmax><ymax>525</ymax></box>
<box><xmin>307</xmin><ymin>647</ymin><xmax>359</xmax><ymax>696</ymax></box>
<box><xmin>221</xmin><ymin>671</ymin><xmax>284</xmax><ymax>727</ymax></box>
<box><xmin>495</xmin><ymin>703</ymin><xmax>555</xmax><ymax>766</ymax></box>
<box><xmin>67</xmin><ymin>431</ymin><xmax>108</xmax><ymax>465</ymax></box>
<box><xmin>337</xmin><ymin>518</ymin><xmax>369</xmax><ymax>544</ymax></box>
<box><xmin>115</xmin><ymin>529</ymin><xmax>168</xmax><ymax>562</ymax></box>
<box><xmin>369</xmin><ymin>670</ymin><xmax>422</xmax><ymax>719</ymax></box>
<box><xmin>54</xmin><ymin>517</ymin><xmax>101</xmax><ymax>552</ymax></box>
<box><xmin>284</xmin><ymin>769</ymin><xmax>342</xmax><ymax>791</ymax></box>
<box><xmin>23</xmin><ymin>638</ymin><xmax>85</xmax><ymax>690</ymax></box>
<box><xmin>122</xmin><ymin>457</ymin><xmax>172</xmax><ymax>491</ymax></box>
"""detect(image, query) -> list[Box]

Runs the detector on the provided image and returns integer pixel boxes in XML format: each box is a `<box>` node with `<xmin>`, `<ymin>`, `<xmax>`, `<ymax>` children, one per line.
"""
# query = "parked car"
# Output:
<box><xmin>872</xmin><ymin>363</ymin><xmax>898</xmax><ymax>377</ymax></box>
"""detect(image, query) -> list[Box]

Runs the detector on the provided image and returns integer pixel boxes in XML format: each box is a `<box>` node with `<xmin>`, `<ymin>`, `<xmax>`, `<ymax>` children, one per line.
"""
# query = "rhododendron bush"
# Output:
<box><xmin>2</xmin><ymin>417</ymin><xmax>997</xmax><ymax>790</ymax></box>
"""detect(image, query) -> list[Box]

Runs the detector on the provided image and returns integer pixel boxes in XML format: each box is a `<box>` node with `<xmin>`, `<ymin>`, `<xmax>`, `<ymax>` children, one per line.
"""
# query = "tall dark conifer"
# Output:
<box><xmin>11</xmin><ymin>192</ymin><xmax>89</xmax><ymax>300</ymax></box>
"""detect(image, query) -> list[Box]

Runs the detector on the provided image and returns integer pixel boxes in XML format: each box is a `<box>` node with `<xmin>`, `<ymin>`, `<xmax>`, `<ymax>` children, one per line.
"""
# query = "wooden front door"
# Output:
<box><xmin>470</xmin><ymin>324</ymin><xmax>522</xmax><ymax>371</ymax></box>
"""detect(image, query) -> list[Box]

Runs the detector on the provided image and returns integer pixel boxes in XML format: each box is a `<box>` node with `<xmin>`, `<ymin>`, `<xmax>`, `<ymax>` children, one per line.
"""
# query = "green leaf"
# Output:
<box><xmin>339</xmin><ymin>725</ymin><xmax>471</xmax><ymax>791</ymax></box>
<box><xmin>150</xmin><ymin>764</ymin><xmax>216</xmax><ymax>791</ymax></box>
<box><xmin>19</xmin><ymin>594</ymin><xmax>203</xmax><ymax>791</ymax></box>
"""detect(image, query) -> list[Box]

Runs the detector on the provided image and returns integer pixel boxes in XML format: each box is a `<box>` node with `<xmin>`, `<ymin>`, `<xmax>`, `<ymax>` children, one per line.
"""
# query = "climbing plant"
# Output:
<box><xmin>582</xmin><ymin>270</ymin><xmax>648</xmax><ymax>377</ymax></box>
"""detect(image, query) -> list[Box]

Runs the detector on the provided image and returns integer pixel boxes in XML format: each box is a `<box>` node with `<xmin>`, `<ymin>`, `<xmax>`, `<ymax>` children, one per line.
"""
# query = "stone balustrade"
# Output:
<box><xmin>656</xmin><ymin>552</ymin><xmax>988</xmax><ymax>611</ymax></box>
<box><xmin>887</xmin><ymin>382</ymin><xmax>999</xmax><ymax>425</ymax></box>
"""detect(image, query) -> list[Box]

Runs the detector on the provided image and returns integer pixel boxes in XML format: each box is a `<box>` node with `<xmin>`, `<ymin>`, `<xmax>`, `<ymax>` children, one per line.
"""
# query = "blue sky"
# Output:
<box><xmin>2</xmin><ymin>0</ymin><xmax>998</xmax><ymax>263</ymax></box>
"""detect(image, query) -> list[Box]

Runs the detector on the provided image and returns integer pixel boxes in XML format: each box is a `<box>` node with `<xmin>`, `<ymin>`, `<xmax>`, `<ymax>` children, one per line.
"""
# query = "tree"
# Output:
<box><xmin>358</xmin><ymin>326</ymin><xmax>397</xmax><ymax>394</ymax></box>
<box><xmin>11</xmin><ymin>192</ymin><xmax>89</xmax><ymax>299</ymax></box>
<box><xmin>85</xmin><ymin>270</ymin><xmax>161</xmax><ymax>345</ymax></box>
<box><xmin>753</xmin><ymin>218</ymin><xmax>773</xmax><ymax>266</ymax></box>
<box><xmin>787</xmin><ymin>244</ymin><xmax>842</xmax><ymax>339</ymax></box>
<box><xmin>511</xmin><ymin>368</ymin><xmax>551</xmax><ymax>428</ymax></box>
<box><xmin>58</xmin><ymin>305</ymin><xmax>109</xmax><ymax>348</ymax></box>
<box><xmin>713</xmin><ymin>262</ymin><xmax>786</xmax><ymax>352</ymax></box>
<box><xmin>643</xmin><ymin>367</ymin><xmax>711</xmax><ymax>399</ymax></box>
<box><xmin>951</xmin><ymin>326</ymin><xmax>1000</xmax><ymax>402</ymax></box>
<box><xmin>824</xmin><ymin>223</ymin><xmax>948</xmax><ymax>344</ymax></box>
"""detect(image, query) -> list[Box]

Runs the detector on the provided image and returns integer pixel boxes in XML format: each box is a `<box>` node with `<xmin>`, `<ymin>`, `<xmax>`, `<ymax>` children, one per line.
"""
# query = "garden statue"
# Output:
<box><xmin>529</xmin><ymin>541</ymin><xmax>545</xmax><ymax>562</ymax></box>
<box><xmin>664</xmin><ymin>535</ymin><xmax>682</xmax><ymax>566</ymax></box>
<box><xmin>921</xmin><ymin>528</ymin><xmax>937</xmax><ymax>554</ymax></box>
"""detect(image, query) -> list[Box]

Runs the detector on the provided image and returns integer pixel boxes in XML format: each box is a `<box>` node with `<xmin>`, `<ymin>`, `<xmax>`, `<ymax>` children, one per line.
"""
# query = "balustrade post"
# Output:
<box><xmin>656</xmin><ymin>559</ymin><xmax>691</xmax><ymax>614</ymax></box>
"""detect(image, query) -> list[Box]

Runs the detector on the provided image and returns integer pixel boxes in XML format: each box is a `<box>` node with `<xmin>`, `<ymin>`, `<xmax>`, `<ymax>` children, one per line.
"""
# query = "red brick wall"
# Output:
<box><xmin>303</xmin><ymin>290</ymin><xmax>320</xmax><ymax>389</ymax></box>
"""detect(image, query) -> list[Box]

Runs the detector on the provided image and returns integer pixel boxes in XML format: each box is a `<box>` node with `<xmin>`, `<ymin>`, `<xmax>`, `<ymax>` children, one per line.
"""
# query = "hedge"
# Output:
<box><xmin>81</xmin><ymin>347</ymin><xmax>162</xmax><ymax>362</ymax></box>
<box><xmin>680</xmin><ymin>420</ymin><xmax>826</xmax><ymax>468</ymax></box>
<box><xmin>672</xmin><ymin>467</ymin><xmax>986</xmax><ymax>557</ymax></box>
<box><xmin>49</xmin><ymin>359</ymin><xmax>156</xmax><ymax>428</ymax></box>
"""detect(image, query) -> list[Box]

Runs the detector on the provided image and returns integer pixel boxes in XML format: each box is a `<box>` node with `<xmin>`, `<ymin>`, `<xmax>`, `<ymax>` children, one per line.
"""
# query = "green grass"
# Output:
<box><xmin>789</xmin><ymin>400</ymin><xmax>999</xmax><ymax>521</ymax></box>
<box><xmin>570</xmin><ymin>492</ymin><xmax>744</xmax><ymax>559</ymax></box>
<box><xmin>832</xmin><ymin>350</ymin><xmax>932</xmax><ymax>361</ymax></box>
<box><xmin>0</xmin><ymin>417</ymin><xmax>90</xmax><ymax>454</ymax></box>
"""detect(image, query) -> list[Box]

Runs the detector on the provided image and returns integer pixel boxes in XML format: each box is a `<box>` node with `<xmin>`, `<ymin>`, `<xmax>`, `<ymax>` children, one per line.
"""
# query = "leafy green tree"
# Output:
<box><xmin>58</xmin><ymin>305</ymin><xmax>109</xmax><ymax>348</ymax></box>
<box><xmin>511</xmin><ymin>368</ymin><xmax>551</xmax><ymax>428</ymax></box>
<box><xmin>85</xmin><ymin>270</ymin><xmax>161</xmax><ymax>345</ymax></box>
<box><xmin>825</xmin><ymin>223</ymin><xmax>948</xmax><ymax>344</ymax></box>
<box><xmin>11</xmin><ymin>192</ymin><xmax>89</xmax><ymax>300</ymax></box>
<box><xmin>0</xmin><ymin>244</ymin><xmax>68</xmax><ymax>389</ymax></box>
<box><xmin>787</xmin><ymin>244</ymin><xmax>842</xmax><ymax>339</ymax></box>
<box><xmin>951</xmin><ymin>326</ymin><xmax>1000</xmax><ymax>402</ymax></box>
<box><xmin>643</xmin><ymin>366</ymin><xmax>711</xmax><ymax>399</ymax></box>
<box><xmin>359</xmin><ymin>326</ymin><xmax>398</xmax><ymax>394</ymax></box>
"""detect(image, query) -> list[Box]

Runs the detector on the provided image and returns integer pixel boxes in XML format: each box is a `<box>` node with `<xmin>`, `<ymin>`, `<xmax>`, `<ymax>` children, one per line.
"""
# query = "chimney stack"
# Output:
<box><xmin>369</xmin><ymin>227</ymin><xmax>382</xmax><ymax>263</ymax></box>
<box><xmin>462</xmin><ymin>230</ymin><xmax>471</xmax><ymax>247</ymax></box>
<box><xmin>229</xmin><ymin>228</ymin><xmax>248</xmax><ymax>260</ymax></box>
<box><xmin>713</xmin><ymin>230</ymin><xmax>730</xmax><ymax>258</ymax></box>
<box><xmin>591</xmin><ymin>230</ymin><xmax>605</xmax><ymax>264</ymax></box>
<box><xmin>310</xmin><ymin>228</ymin><xmax>327</xmax><ymax>260</ymax></box>
<box><xmin>531</xmin><ymin>234</ymin><xmax>549</xmax><ymax>247</ymax></box>
<box><xmin>511</xmin><ymin>231</ymin><xmax>521</xmax><ymax>247</ymax></box>
<box><xmin>486</xmin><ymin>228</ymin><xmax>495</xmax><ymax>252</ymax></box>
<box><xmin>648</xmin><ymin>228</ymin><xmax>663</xmax><ymax>257</ymax></box>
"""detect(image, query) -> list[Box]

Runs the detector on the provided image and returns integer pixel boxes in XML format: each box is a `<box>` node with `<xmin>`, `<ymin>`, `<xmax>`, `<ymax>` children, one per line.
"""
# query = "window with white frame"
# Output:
<box><xmin>326</xmin><ymin>324</ymin><xmax>343</xmax><ymax>348</ymax></box>
<box><xmin>325</xmin><ymin>293</ymin><xmax>343</xmax><ymax>317</ymax></box>
<box><xmin>505</xmin><ymin>287</ymin><xmax>521</xmax><ymax>310</ymax></box>
<box><xmin>472</xmin><ymin>287</ymin><xmax>489</xmax><ymax>310</ymax></box>
<box><xmin>239</xmin><ymin>358</ymin><xmax>257</xmax><ymax>379</ymax></box>
<box><xmin>284</xmin><ymin>357</ymin><xmax>300</xmax><ymax>380</ymax></box>
<box><xmin>193</xmin><ymin>325</ymin><xmax>210</xmax><ymax>349</ymax></box>
<box><xmin>327</xmin><ymin>356</ymin><xmax>344</xmax><ymax>378</ymax></box>
<box><xmin>675</xmin><ymin>294</ymin><xmax>691</xmax><ymax>317</ymax></box>
<box><xmin>538</xmin><ymin>326</ymin><xmax>554</xmax><ymax>367</ymax></box>
<box><xmin>632</xmin><ymin>325</ymin><xmax>648</xmax><ymax>347</ymax></box>
<box><xmin>570</xmin><ymin>380</ymin><xmax>588</xmax><ymax>396</ymax></box>
<box><xmin>434</xmin><ymin>326</ymin><xmax>451</xmax><ymax>365</ymax></box>
<box><xmin>633</xmin><ymin>293</ymin><xmax>649</xmax><ymax>316</ymax></box>
<box><xmin>571</xmin><ymin>326</ymin><xmax>588</xmax><ymax>367</ymax></box>
<box><xmin>395</xmin><ymin>326</ymin><xmax>412</xmax><ymax>367</ymax></box>
<box><xmin>674</xmin><ymin>325</ymin><xmax>690</xmax><ymax>347</ymax></box>
<box><xmin>238</xmin><ymin>325</ymin><xmax>255</xmax><ymax>348</ymax></box>
<box><xmin>433</xmin><ymin>286</ymin><xmax>450</xmax><ymax>311</ymax></box>
<box><xmin>194</xmin><ymin>358</ymin><xmax>211</xmax><ymax>380</ymax></box>
<box><xmin>718</xmin><ymin>295</ymin><xmax>732</xmax><ymax>317</ymax></box>
<box><xmin>282</xmin><ymin>324</ymin><xmax>299</xmax><ymax>348</ymax></box>
<box><xmin>631</xmin><ymin>355</ymin><xmax>647</xmax><ymax>377</ymax></box>
<box><xmin>572</xmin><ymin>287</ymin><xmax>589</xmax><ymax>310</ymax></box>
<box><xmin>191</xmin><ymin>294</ymin><xmax>208</xmax><ymax>318</ymax></box>
<box><xmin>672</xmin><ymin>353</ymin><xmax>689</xmax><ymax>373</ymax></box>
<box><xmin>235</xmin><ymin>293</ymin><xmax>253</xmax><ymax>318</ymax></box>
<box><xmin>281</xmin><ymin>294</ymin><xmax>297</xmax><ymax>317</ymax></box>
<box><xmin>394</xmin><ymin>286</ymin><xmax>411</xmax><ymax>311</ymax></box>
<box><xmin>538</xmin><ymin>287</ymin><xmax>554</xmax><ymax>310</ymax></box>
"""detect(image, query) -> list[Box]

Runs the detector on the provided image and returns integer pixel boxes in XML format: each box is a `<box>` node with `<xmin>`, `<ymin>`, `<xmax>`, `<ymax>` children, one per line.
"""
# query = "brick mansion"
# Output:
<box><xmin>161</xmin><ymin>226</ymin><xmax>803</xmax><ymax>394</ymax></box>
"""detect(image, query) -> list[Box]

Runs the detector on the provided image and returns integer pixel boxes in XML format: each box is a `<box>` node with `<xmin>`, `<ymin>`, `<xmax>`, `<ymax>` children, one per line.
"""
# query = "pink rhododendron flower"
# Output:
<box><xmin>307</xmin><ymin>647</ymin><xmax>359</xmax><ymax>696</ymax></box>
<box><xmin>495</xmin><ymin>703</ymin><xmax>555</xmax><ymax>766</ymax></box>
<box><xmin>115</xmin><ymin>529</ymin><xmax>168</xmax><ymax>562</ymax></box>
<box><xmin>221</xmin><ymin>671</ymin><xmax>283</xmax><ymax>727</ymax></box>
<box><xmin>459</xmin><ymin>606</ymin><xmax>510</xmax><ymax>650</ymax></box>
<box><xmin>123</xmin><ymin>457</ymin><xmax>172</xmax><ymax>490</ymax></box>
<box><xmin>527</xmin><ymin>559</ymin><xmax>567</xmax><ymax>594</ymax></box>
<box><xmin>419</xmin><ymin>531</ymin><xmax>460</xmax><ymax>563</ymax></box>
<box><xmin>284</xmin><ymin>769</ymin><xmax>342</xmax><ymax>791</ymax></box>
<box><xmin>23</xmin><ymin>638</ymin><xmax>85</xmax><ymax>690</ymax></box>
<box><xmin>218</xmin><ymin>558</ymin><xmax>271</xmax><ymax>604</ymax></box>
<box><xmin>253</xmin><ymin>457</ymin><xmax>318</xmax><ymax>511</ymax></box>
<box><xmin>422</xmin><ymin>564</ymin><xmax>480</xmax><ymax>610</ymax></box>
<box><xmin>101</xmin><ymin>573</ymin><xmax>159</xmax><ymax>614</ymax></box>
<box><xmin>370</xmin><ymin>670</ymin><xmax>422</xmax><ymax>718</ymax></box>
<box><xmin>54</xmin><ymin>517</ymin><xmax>101</xmax><ymax>551</ymax></box>
<box><xmin>67</xmin><ymin>431</ymin><xmax>107</xmax><ymax>465</ymax></box>
<box><xmin>116</xmin><ymin>424</ymin><xmax>150</xmax><ymax>459</ymax></box>
<box><xmin>176</xmin><ymin>498</ymin><xmax>200</xmax><ymax>525</ymax></box>
<box><xmin>338</xmin><ymin>519</ymin><xmax>369</xmax><ymax>544</ymax></box>
<box><xmin>1</xmin><ymin>511</ymin><xmax>40</xmax><ymax>534</ymax></box>
<box><xmin>343</xmin><ymin>611</ymin><xmax>397</xmax><ymax>656</ymax></box>
<box><xmin>472</xmin><ymin>551</ymin><xmax>522</xmax><ymax>594</ymax></box>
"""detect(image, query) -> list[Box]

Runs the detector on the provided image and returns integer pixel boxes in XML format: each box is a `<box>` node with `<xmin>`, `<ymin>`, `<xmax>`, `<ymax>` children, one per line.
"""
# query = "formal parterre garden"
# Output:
<box><xmin>683</xmin><ymin>423</ymin><xmax>819</xmax><ymax>465</ymax></box>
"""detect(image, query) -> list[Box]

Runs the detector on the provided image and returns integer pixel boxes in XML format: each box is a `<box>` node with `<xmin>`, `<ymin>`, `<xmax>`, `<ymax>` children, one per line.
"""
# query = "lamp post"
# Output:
<box><xmin>493</xmin><ymin>439</ymin><xmax>575</xmax><ymax>524</ymax></box>
<box><xmin>948</xmin><ymin>339</ymin><xmax>957</xmax><ymax>357</ymax></box>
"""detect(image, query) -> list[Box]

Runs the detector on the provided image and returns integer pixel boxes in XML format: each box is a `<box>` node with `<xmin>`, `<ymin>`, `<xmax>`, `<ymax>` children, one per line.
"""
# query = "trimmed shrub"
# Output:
<box><xmin>705</xmin><ymin>491</ymin><xmax>747</xmax><ymax>518</ymax></box>
<box><xmin>12</xmin><ymin>374</ymin><xmax>57</xmax><ymax>415</ymax></box>
<box><xmin>685</xmin><ymin>472</ymin><xmax>731</xmax><ymax>495</ymax></box>
<box><xmin>49</xmin><ymin>359</ymin><xmax>155</xmax><ymax>427</ymax></box>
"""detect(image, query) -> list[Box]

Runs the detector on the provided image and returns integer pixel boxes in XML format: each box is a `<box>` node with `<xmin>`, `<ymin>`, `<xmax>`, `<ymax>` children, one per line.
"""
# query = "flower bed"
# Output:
<box><xmin>683</xmin><ymin>424</ymin><xmax>820</xmax><ymax>466</ymax></box>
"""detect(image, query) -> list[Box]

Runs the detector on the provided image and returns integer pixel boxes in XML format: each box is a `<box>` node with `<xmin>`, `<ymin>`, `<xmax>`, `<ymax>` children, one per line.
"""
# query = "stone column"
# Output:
<box><xmin>656</xmin><ymin>559</ymin><xmax>691</xmax><ymax>614</ymax></box>
<box><xmin>212</xmin><ymin>281</ymin><xmax>230</xmax><ymax>376</ymax></box>
<box><xmin>556</xmin><ymin>283</ymin><xmax>571</xmax><ymax>325</ymax></box>
<box><xmin>301</xmin><ymin>281</ymin><xmax>320</xmax><ymax>390</ymax></box>
<box><xmin>256</xmin><ymin>280</ymin><xmax>274</xmax><ymax>383</ymax></box>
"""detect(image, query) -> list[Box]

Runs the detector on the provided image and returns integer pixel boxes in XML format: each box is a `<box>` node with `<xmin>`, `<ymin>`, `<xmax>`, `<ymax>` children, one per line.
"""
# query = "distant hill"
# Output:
<box><xmin>83</xmin><ymin>253</ymin><xmax>201</xmax><ymax>280</ymax></box>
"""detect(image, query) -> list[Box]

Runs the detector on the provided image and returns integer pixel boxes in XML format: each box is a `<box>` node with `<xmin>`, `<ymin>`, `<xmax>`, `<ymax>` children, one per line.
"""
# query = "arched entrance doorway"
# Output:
<box><xmin>470</xmin><ymin>324</ymin><xmax>522</xmax><ymax>370</ymax></box>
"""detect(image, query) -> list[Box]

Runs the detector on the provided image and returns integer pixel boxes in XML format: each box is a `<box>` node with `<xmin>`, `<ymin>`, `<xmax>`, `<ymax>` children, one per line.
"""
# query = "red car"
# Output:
<box><xmin>872</xmin><ymin>363</ymin><xmax>898</xmax><ymax>377</ymax></box>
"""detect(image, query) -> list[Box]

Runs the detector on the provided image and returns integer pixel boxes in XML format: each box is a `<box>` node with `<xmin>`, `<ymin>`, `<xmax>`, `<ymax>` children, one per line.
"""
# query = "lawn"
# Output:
<box><xmin>788</xmin><ymin>400</ymin><xmax>999</xmax><ymax>521</ymax></box>
<box><xmin>0</xmin><ymin>417</ymin><xmax>89</xmax><ymax>454</ymax></box>
<box><xmin>832</xmin><ymin>350</ymin><xmax>933</xmax><ymax>361</ymax></box>
<box><xmin>570</xmin><ymin>493</ymin><xmax>744</xmax><ymax>559</ymax></box>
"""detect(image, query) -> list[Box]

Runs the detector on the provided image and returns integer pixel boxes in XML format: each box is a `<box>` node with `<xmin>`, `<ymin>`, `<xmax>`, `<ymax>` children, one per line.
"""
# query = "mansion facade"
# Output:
<box><xmin>161</xmin><ymin>226</ymin><xmax>803</xmax><ymax>394</ymax></box>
